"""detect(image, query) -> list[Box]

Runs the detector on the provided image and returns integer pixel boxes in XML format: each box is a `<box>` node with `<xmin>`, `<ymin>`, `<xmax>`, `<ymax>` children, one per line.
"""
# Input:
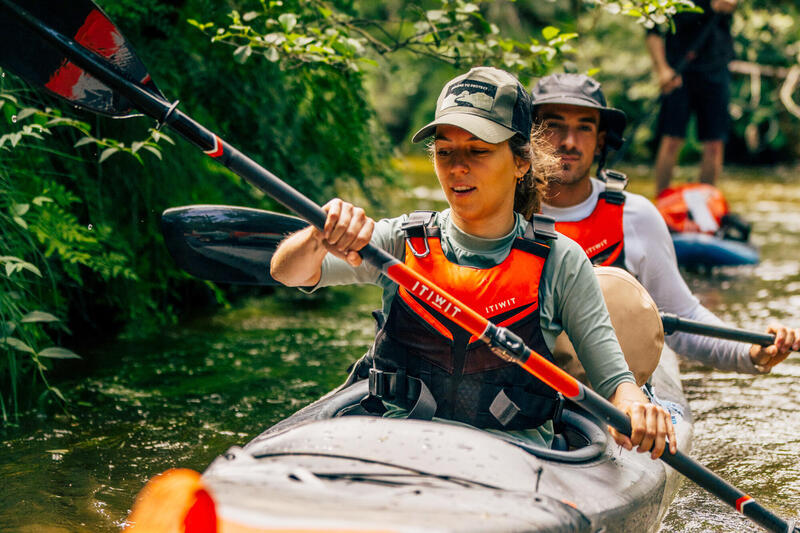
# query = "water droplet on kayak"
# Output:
<box><xmin>11</xmin><ymin>115</ymin><xmax>17</xmax><ymax>123</ymax></box>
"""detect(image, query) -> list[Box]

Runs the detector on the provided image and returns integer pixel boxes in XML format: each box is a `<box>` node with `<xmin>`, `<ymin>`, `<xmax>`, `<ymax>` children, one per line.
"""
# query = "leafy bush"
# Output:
<box><xmin>0</xmin><ymin>87</ymin><xmax>160</xmax><ymax>422</ymax></box>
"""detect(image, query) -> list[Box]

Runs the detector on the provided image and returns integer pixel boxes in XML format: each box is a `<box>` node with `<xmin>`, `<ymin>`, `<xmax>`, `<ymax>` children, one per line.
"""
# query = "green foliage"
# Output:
<box><xmin>191</xmin><ymin>0</ymin><xmax>576</xmax><ymax>80</ymax></box>
<box><xmin>0</xmin><ymin>0</ymin><xmax>399</xmax><ymax>423</ymax></box>
<box><xmin>725</xmin><ymin>5</ymin><xmax>800</xmax><ymax>159</ymax></box>
<box><xmin>0</xmin><ymin>80</ymin><xmax>175</xmax><ymax>423</ymax></box>
<box><xmin>188</xmin><ymin>0</ymin><xmax>575</xmax><ymax>153</ymax></box>
<box><xmin>194</xmin><ymin>0</ymin><xmax>697</xmax><ymax>78</ymax></box>
<box><xmin>73</xmin><ymin>127</ymin><xmax>173</xmax><ymax>165</ymax></box>
<box><xmin>586</xmin><ymin>0</ymin><xmax>701</xmax><ymax>30</ymax></box>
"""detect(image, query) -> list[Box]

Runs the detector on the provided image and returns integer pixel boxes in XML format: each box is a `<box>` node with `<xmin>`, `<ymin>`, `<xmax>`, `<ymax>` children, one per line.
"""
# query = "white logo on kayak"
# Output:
<box><xmin>485</xmin><ymin>297</ymin><xmax>516</xmax><ymax>315</ymax></box>
<box><xmin>410</xmin><ymin>281</ymin><xmax>462</xmax><ymax>318</ymax></box>
<box><xmin>585</xmin><ymin>238</ymin><xmax>608</xmax><ymax>255</ymax></box>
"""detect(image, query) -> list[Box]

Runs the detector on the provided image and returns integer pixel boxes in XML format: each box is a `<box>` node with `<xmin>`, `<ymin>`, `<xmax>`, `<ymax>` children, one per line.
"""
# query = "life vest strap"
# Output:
<box><xmin>403</xmin><ymin>210</ymin><xmax>555</xmax><ymax>250</ymax></box>
<box><xmin>368</xmin><ymin>365</ymin><xmax>562</xmax><ymax>428</ymax></box>
<box><xmin>529</xmin><ymin>214</ymin><xmax>558</xmax><ymax>241</ymax></box>
<box><xmin>599</xmin><ymin>169</ymin><xmax>628</xmax><ymax>205</ymax></box>
<box><xmin>489</xmin><ymin>388</ymin><xmax>562</xmax><ymax>427</ymax></box>
<box><xmin>401</xmin><ymin>210</ymin><xmax>438</xmax><ymax>257</ymax></box>
<box><xmin>367</xmin><ymin>367</ymin><xmax>437</xmax><ymax>420</ymax></box>
<box><xmin>401</xmin><ymin>210</ymin><xmax>436</xmax><ymax>233</ymax></box>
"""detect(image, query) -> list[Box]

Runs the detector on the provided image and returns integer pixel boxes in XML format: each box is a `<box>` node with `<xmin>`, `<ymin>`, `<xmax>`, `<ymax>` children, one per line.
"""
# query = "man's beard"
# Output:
<box><xmin>548</xmin><ymin>160</ymin><xmax>586</xmax><ymax>186</ymax></box>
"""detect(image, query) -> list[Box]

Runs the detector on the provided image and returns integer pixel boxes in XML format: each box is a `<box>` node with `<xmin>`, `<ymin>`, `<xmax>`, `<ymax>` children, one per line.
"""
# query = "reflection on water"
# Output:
<box><xmin>0</xmin><ymin>165</ymin><xmax>798</xmax><ymax>532</ymax></box>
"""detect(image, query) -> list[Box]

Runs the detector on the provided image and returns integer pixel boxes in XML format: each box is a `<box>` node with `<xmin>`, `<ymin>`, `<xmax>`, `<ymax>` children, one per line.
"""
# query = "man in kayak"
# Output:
<box><xmin>531</xmin><ymin>72</ymin><xmax>799</xmax><ymax>373</ymax></box>
<box><xmin>272</xmin><ymin>66</ymin><xmax>676</xmax><ymax>458</ymax></box>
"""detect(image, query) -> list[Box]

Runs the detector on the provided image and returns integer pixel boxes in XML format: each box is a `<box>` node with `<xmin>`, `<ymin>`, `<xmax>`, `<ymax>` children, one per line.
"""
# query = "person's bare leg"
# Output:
<box><xmin>699</xmin><ymin>139</ymin><xmax>724</xmax><ymax>187</ymax></box>
<box><xmin>655</xmin><ymin>135</ymin><xmax>684</xmax><ymax>195</ymax></box>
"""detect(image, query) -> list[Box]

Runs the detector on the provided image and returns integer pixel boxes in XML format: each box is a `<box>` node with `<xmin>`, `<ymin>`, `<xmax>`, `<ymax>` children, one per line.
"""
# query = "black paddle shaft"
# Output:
<box><xmin>4</xmin><ymin>2</ymin><xmax>798</xmax><ymax>532</ymax></box>
<box><xmin>661</xmin><ymin>313</ymin><xmax>776</xmax><ymax>346</ymax></box>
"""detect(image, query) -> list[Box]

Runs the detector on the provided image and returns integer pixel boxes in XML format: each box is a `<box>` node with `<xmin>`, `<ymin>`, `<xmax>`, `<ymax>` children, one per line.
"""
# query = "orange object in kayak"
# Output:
<box><xmin>125</xmin><ymin>467</ymin><xmax>400</xmax><ymax>532</ymax></box>
<box><xmin>124</xmin><ymin>468</ymin><xmax>218</xmax><ymax>533</ymax></box>
<box><xmin>656</xmin><ymin>183</ymin><xmax>729</xmax><ymax>234</ymax></box>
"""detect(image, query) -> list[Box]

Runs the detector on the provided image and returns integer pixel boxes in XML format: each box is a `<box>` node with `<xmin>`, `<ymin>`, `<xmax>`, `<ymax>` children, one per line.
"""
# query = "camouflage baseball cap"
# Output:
<box><xmin>412</xmin><ymin>66</ymin><xmax>532</xmax><ymax>144</ymax></box>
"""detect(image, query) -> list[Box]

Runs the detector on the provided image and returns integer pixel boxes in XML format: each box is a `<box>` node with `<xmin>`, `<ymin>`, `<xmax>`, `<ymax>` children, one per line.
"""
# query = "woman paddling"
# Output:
<box><xmin>271</xmin><ymin>66</ymin><xmax>676</xmax><ymax>458</ymax></box>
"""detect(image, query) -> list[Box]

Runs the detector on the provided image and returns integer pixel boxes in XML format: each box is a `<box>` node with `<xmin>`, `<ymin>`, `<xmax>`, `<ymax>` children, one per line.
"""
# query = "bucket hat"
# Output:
<box><xmin>530</xmin><ymin>73</ymin><xmax>626</xmax><ymax>149</ymax></box>
<box><xmin>412</xmin><ymin>66</ymin><xmax>532</xmax><ymax>144</ymax></box>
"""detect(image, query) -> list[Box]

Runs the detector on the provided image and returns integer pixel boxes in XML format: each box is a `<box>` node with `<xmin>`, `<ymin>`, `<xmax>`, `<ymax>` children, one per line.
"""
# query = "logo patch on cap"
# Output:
<box><xmin>440</xmin><ymin>80</ymin><xmax>496</xmax><ymax>113</ymax></box>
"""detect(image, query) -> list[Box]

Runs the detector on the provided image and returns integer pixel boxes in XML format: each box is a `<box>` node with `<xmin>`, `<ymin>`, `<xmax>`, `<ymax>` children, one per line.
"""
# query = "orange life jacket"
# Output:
<box><xmin>555</xmin><ymin>172</ymin><xmax>627</xmax><ymax>269</ymax></box>
<box><xmin>367</xmin><ymin>211</ymin><xmax>560</xmax><ymax>430</ymax></box>
<box><xmin>656</xmin><ymin>183</ymin><xmax>729</xmax><ymax>234</ymax></box>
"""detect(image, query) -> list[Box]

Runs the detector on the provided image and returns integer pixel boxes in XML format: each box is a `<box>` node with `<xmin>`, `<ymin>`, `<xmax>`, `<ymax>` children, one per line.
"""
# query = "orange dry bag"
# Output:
<box><xmin>655</xmin><ymin>183</ymin><xmax>729</xmax><ymax>234</ymax></box>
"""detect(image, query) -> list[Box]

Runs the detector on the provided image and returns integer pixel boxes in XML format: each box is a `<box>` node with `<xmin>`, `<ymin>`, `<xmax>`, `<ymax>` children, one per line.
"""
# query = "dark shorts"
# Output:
<box><xmin>657</xmin><ymin>68</ymin><xmax>730</xmax><ymax>141</ymax></box>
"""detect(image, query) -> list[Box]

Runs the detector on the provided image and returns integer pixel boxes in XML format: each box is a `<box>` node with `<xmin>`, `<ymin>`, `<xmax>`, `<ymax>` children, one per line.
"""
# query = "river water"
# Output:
<box><xmin>0</xmin><ymin>164</ymin><xmax>798</xmax><ymax>532</ymax></box>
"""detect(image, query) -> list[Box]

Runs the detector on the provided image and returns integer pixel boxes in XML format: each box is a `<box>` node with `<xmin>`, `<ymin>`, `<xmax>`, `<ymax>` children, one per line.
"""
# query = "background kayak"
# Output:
<box><xmin>672</xmin><ymin>232</ymin><xmax>760</xmax><ymax>268</ymax></box>
<box><xmin>655</xmin><ymin>183</ymin><xmax>760</xmax><ymax>269</ymax></box>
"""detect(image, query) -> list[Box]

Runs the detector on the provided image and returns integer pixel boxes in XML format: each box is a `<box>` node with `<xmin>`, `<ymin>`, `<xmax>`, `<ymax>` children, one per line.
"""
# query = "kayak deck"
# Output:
<box><xmin>201</xmin><ymin>348</ymin><xmax>692</xmax><ymax>533</ymax></box>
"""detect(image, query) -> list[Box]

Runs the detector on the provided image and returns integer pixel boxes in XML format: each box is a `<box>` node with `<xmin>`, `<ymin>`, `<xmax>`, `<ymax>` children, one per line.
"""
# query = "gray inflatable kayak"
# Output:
<box><xmin>200</xmin><ymin>347</ymin><xmax>693</xmax><ymax>533</ymax></box>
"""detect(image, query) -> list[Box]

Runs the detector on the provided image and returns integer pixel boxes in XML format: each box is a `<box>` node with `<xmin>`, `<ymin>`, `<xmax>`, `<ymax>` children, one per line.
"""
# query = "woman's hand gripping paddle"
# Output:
<box><xmin>1</xmin><ymin>2</ymin><xmax>797</xmax><ymax>531</ymax></box>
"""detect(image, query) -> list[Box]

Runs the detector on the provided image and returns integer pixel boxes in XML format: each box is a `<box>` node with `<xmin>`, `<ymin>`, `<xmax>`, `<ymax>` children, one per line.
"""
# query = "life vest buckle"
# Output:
<box><xmin>368</xmin><ymin>368</ymin><xmax>408</xmax><ymax>400</ymax></box>
<box><xmin>401</xmin><ymin>211</ymin><xmax>435</xmax><ymax>258</ymax></box>
<box><xmin>405</xmin><ymin>225</ymin><xmax>431</xmax><ymax>258</ymax></box>
<box><xmin>530</xmin><ymin>214</ymin><xmax>558</xmax><ymax>241</ymax></box>
<box><xmin>368</xmin><ymin>368</ymin><xmax>425</xmax><ymax>411</ymax></box>
<box><xmin>599</xmin><ymin>169</ymin><xmax>627</xmax><ymax>205</ymax></box>
<box><xmin>489</xmin><ymin>389</ymin><xmax>522</xmax><ymax>427</ymax></box>
<box><xmin>368</xmin><ymin>367</ymin><xmax>389</xmax><ymax>398</ymax></box>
